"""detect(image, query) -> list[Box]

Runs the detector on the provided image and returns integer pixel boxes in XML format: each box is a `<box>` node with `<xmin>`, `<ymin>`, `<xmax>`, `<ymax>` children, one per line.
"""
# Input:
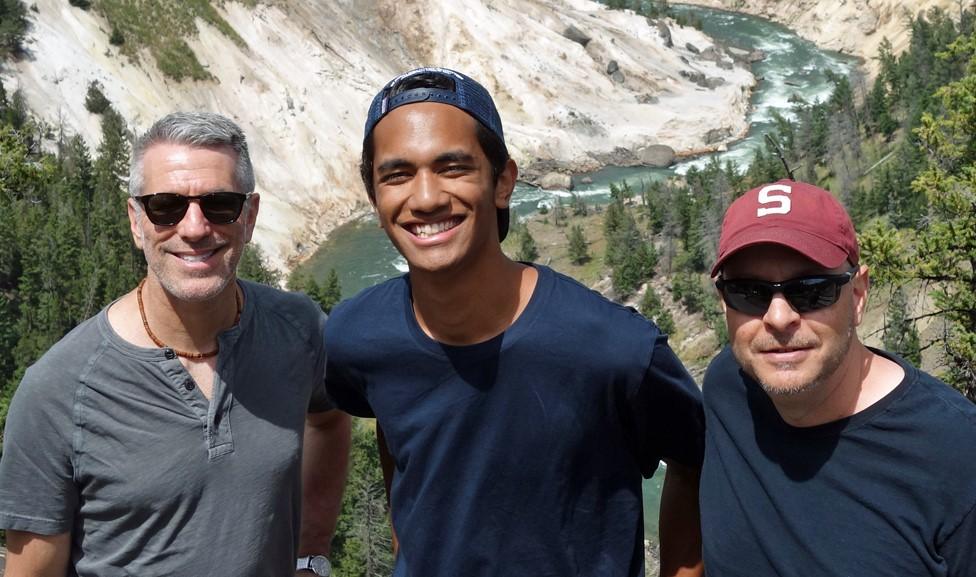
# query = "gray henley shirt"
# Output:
<box><xmin>0</xmin><ymin>280</ymin><xmax>332</xmax><ymax>576</ymax></box>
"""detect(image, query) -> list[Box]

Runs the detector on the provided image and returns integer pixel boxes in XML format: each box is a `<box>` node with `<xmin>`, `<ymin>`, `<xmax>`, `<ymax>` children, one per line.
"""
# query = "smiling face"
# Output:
<box><xmin>721</xmin><ymin>244</ymin><xmax>868</xmax><ymax>398</ymax></box>
<box><xmin>128</xmin><ymin>142</ymin><xmax>259</xmax><ymax>302</ymax></box>
<box><xmin>369</xmin><ymin>102</ymin><xmax>514</xmax><ymax>275</ymax></box>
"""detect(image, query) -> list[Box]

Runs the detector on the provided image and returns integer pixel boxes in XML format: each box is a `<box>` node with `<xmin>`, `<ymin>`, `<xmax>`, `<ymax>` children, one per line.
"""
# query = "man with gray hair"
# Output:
<box><xmin>0</xmin><ymin>111</ymin><xmax>350</xmax><ymax>576</ymax></box>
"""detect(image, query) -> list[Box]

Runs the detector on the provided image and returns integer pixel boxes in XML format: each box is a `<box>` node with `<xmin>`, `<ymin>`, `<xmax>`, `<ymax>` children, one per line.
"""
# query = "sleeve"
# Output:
<box><xmin>323</xmin><ymin>359</ymin><xmax>374</xmax><ymax>418</ymax></box>
<box><xmin>630</xmin><ymin>333</ymin><xmax>705</xmax><ymax>477</ymax></box>
<box><xmin>942</xmin><ymin>498</ymin><xmax>976</xmax><ymax>577</ymax></box>
<box><xmin>0</xmin><ymin>366</ymin><xmax>78</xmax><ymax>534</ymax></box>
<box><xmin>321</xmin><ymin>303</ymin><xmax>375</xmax><ymax>418</ymax></box>
<box><xmin>308</xmin><ymin>309</ymin><xmax>336</xmax><ymax>413</ymax></box>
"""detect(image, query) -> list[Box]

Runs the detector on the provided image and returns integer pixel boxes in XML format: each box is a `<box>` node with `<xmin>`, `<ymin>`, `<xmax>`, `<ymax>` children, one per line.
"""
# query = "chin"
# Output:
<box><xmin>757</xmin><ymin>376</ymin><xmax>821</xmax><ymax>397</ymax></box>
<box><xmin>157</xmin><ymin>274</ymin><xmax>234</xmax><ymax>303</ymax></box>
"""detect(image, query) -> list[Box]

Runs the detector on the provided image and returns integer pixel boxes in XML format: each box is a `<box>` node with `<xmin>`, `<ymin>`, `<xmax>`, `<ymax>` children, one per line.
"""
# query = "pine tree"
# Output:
<box><xmin>516</xmin><ymin>228</ymin><xmax>539</xmax><ymax>262</ymax></box>
<box><xmin>319</xmin><ymin>268</ymin><xmax>342</xmax><ymax>314</ymax></box>
<box><xmin>238</xmin><ymin>244</ymin><xmax>282</xmax><ymax>287</ymax></box>
<box><xmin>883</xmin><ymin>287</ymin><xmax>922</xmax><ymax>365</ymax></box>
<box><xmin>88</xmin><ymin>107</ymin><xmax>143</xmax><ymax>314</ymax></box>
<box><xmin>567</xmin><ymin>224</ymin><xmax>589</xmax><ymax>265</ymax></box>
<box><xmin>893</xmin><ymin>34</ymin><xmax>976</xmax><ymax>399</ymax></box>
<box><xmin>570</xmin><ymin>193</ymin><xmax>588</xmax><ymax>217</ymax></box>
<box><xmin>331</xmin><ymin>419</ymin><xmax>394</xmax><ymax>577</ymax></box>
<box><xmin>640</xmin><ymin>286</ymin><xmax>675</xmax><ymax>336</ymax></box>
<box><xmin>0</xmin><ymin>0</ymin><xmax>29</xmax><ymax>60</ymax></box>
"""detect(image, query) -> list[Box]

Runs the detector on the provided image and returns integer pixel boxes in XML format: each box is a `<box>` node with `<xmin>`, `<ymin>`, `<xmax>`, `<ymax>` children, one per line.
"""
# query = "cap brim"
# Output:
<box><xmin>710</xmin><ymin>226</ymin><xmax>850</xmax><ymax>277</ymax></box>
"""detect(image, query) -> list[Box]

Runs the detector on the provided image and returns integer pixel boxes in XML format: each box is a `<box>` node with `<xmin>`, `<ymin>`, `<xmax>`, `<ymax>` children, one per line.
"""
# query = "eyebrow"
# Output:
<box><xmin>375</xmin><ymin>150</ymin><xmax>477</xmax><ymax>175</ymax></box>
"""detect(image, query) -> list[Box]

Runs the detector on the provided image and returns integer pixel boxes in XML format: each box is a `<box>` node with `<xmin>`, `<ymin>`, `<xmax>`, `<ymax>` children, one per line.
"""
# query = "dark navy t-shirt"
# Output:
<box><xmin>701</xmin><ymin>346</ymin><xmax>976</xmax><ymax>577</ymax></box>
<box><xmin>326</xmin><ymin>265</ymin><xmax>704</xmax><ymax>577</ymax></box>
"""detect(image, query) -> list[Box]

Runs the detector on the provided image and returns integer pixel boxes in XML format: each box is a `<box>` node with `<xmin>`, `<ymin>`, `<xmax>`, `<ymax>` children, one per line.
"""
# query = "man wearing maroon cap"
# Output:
<box><xmin>700</xmin><ymin>179</ymin><xmax>976</xmax><ymax>576</ymax></box>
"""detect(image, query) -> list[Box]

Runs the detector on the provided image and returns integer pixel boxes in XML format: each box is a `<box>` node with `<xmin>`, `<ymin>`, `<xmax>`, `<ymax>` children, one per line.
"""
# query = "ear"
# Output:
<box><xmin>851</xmin><ymin>264</ymin><xmax>870</xmax><ymax>327</ymax></box>
<box><xmin>128</xmin><ymin>198</ymin><xmax>145</xmax><ymax>249</ymax></box>
<box><xmin>494</xmin><ymin>158</ymin><xmax>518</xmax><ymax>210</ymax></box>
<box><xmin>243</xmin><ymin>193</ymin><xmax>260</xmax><ymax>243</ymax></box>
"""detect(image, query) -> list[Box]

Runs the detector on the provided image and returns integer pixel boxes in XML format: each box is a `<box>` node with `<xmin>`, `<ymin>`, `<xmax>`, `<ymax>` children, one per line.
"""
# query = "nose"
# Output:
<box><xmin>176</xmin><ymin>200</ymin><xmax>212</xmax><ymax>241</ymax></box>
<box><xmin>407</xmin><ymin>170</ymin><xmax>449</xmax><ymax>214</ymax></box>
<box><xmin>762</xmin><ymin>292</ymin><xmax>801</xmax><ymax>332</ymax></box>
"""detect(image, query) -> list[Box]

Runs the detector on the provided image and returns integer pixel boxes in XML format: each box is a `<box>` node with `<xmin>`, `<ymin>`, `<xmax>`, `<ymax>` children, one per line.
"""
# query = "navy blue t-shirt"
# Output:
<box><xmin>326</xmin><ymin>265</ymin><xmax>704</xmax><ymax>577</ymax></box>
<box><xmin>701</xmin><ymin>346</ymin><xmax>976</xmax><ymax>577</ymax></box>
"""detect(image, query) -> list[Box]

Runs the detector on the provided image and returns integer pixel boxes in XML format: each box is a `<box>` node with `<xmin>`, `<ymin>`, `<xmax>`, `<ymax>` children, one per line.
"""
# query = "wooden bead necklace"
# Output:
<box><xmin>136</xmin><ymin>278</ymin><xmax>242</xmax><ymax>359</ymax></box>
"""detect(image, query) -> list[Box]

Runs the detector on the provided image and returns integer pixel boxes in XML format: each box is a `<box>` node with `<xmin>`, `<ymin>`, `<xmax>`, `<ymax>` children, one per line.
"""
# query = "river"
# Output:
<box><xmin>303</xmin><ymin>4</ymin><xmax>859</xmax><ymax>540</ymax></box>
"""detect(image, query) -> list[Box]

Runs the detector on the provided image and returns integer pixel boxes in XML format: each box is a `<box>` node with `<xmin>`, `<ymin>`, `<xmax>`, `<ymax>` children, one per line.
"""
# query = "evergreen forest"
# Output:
<box><xmin>1</xmin><ymin>1</ymin><xmax>975</xmax><ymax>573</ymax></box>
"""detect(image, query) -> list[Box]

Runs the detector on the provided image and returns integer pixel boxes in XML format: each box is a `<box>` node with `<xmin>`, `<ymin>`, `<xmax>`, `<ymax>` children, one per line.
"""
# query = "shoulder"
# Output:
<box><xmin>12</xmin><ymin>312</ymin><xmax>108</xmax><ymax>419</ymax></box>
<box><xmin>327</xmin><ymin>275</ymin><xmax>408</xmax><ymax>330</ymax></box>
<box><xmin>703</xmin><ymin>347</ymin><xmax>741</xmax><ymax>382</ymax></box>
<box><xmin>893</xmin><ymin>354</ymin><xmax>976</xmax><ymax>433</ymax></box>
<box><xmin>531</xmin><ymin>266</ymin><xmax>662</xmax><ymax>369</ymax></box>
<box><xmin>702</xmin><ymin>347</ymin><xmax>746</xmax><ymax>401</ymax></box>
<box><xmin>542</xmin><ymin>266</ymin><xmax>654</xmax><ymax>330</ymax></box>
<box><xmin>241</xmin><ymin>279</ymin><xmax>323</xmax><ymax>333</ymax></box>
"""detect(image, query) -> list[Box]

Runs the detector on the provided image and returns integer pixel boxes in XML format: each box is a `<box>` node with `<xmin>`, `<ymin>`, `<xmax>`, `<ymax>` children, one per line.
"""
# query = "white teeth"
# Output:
<box><xmin>411</xmin><ymin>218</ymin><xmax>460</xmax><ymax>238</ymax></box>
<box><xmin>179</xmin><ymin>251</ymin><xmax>215</xmax><ymax>262</ymax></box>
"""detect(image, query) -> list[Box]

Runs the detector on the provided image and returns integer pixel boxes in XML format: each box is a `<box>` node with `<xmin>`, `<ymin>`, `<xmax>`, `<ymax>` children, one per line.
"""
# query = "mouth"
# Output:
<box><xmin>172</xmin><ymin>248</ymin><xmax>220</xmax><ymax>263</ymax></box>
<box><xmin>761</xmin><ymin>346</ymin><xmax>810</xmax><ymax>354</ymax></box>
<box><xmin>405</xmin><ymin>217</ymin><xmax>463</xmax><ymax>239</ymax></box>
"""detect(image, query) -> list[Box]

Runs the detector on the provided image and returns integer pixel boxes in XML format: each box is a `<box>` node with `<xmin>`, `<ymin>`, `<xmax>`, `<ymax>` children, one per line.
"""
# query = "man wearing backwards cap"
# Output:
<box><xmin>701</xmin><ymin>179</ymin><xmax>976</xmax><ymax>575</ymax></box>
<box><xmin>322</xmin><ymin>67</ymin><xmax>706</xmax><ymax>576</ymax></box>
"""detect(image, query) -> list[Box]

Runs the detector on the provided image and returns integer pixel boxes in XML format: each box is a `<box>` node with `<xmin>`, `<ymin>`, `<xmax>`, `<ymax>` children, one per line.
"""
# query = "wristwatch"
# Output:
<box><xmin>296</xmin><ymin>555</ymin><xmax>332</xmax><ymax>576</ymax></box>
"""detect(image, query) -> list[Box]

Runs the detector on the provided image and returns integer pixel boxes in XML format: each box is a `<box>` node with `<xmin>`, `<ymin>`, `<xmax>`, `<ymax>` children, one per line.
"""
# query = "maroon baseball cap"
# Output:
<box><xmin>711</xmin><ymin>179</ymin><xmax>859</xmax><ymax>277</ymax></box>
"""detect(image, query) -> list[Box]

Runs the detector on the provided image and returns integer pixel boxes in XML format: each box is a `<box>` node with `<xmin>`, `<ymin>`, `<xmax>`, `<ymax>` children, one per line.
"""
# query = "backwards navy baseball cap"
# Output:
<box><xmin>363</xmin><ymin>67</ymin><xmax>510</xmax><ymax>241</ymax></box>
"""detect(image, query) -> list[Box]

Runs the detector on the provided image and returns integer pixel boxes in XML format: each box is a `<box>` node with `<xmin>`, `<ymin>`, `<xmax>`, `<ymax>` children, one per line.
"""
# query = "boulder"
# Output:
<box><xmin>563</xmin><ymin>25</ymin><xmax>591</xmax><ymax>47</ymax></box>
<box><xmin>636</xmin><ymin>144</ymin><xmax>675</xmax><ymax>168</ymax></box>
<box><xmin>637</xmin><ymin>93</ymin><xmax>659</xmax><ymax>104</ymax></box>
<box><xmin>680</xmin><ymin>69</ymin><xmax>707</xmax><ymax>86</ymax></box>
<box><xmin>726</xmin><ymin>46</ymin><xmax>751</xmax><ymax>61</ymax></box>
<box><xmin>656</xmin><ymin>21</ymin><xmax>673</xmax><ymax>48</ymax></box>
<box><xmin>704</xmin><ymin>127</ymin><xmax>730</xmax><ymax>145</ymax></box>
<box><xmin>540</xmin><ymin>172</ymin><xmax>573</xmax><ymax>190</ymax></box>
<box><xmin>580</xmin><ymin>176</ymin><xmax>594</xmax><ymax>184</ymax></box>
<box><xmin>705</xmin><ymin>77</ymin><xmax>725</xmax><ymax>89</ymax></box>
<box><xmin>611</xmin><ymin>70</ymin><xmax>625</xmax><ymax>84</ymax></box>
<box><xmin>685</xmin><ymin>42</ymin><xmax>700</xmax><ymax>54</ymax></box>
<box><xmin>700</xmin><ymin>46</ymin><xmax>721</xmax><ymax>62</ymax></box>
<box><xmin>607</xmin><ymin>60</ymin><xmax>619</xmax><ymax>75</ymax></box>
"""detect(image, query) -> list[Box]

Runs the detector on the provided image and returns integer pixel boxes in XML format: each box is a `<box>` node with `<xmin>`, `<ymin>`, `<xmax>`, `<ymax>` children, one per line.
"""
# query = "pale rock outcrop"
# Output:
<box><xmin>6</xmin><ymin>0</ymin><xmax>754</xmax><ymax>271</ymax></box>
<box><xmin>539</xmin><ymin>172</ymin><xmax>574</xmax><ymax>190</ymax></box>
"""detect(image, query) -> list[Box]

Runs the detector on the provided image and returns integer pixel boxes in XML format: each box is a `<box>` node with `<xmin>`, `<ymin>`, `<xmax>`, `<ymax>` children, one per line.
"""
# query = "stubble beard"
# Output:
<box><xmin>752</xmin><ymin>324</ymin><xmax>855</xmax><ymax>398</ymax></box>
<box><xmin>144</xmin><ymin>243</ymin><xmax>241</xmax><ymax>303</ymax></box>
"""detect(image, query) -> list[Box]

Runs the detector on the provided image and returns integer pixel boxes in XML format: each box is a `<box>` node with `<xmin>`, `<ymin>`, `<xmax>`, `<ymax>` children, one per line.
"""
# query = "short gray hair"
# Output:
<box><xmin>128</xmin><ymin>111</ymin><xmax>256</xmax><ymax>197</ymax></box>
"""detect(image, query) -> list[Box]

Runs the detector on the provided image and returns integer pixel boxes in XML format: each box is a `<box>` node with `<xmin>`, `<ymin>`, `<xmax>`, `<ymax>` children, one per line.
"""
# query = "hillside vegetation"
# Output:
<box><xmin>87</xmin><ymin>0</ymin><xmax>249</xmax><ymax>80</ymax></box>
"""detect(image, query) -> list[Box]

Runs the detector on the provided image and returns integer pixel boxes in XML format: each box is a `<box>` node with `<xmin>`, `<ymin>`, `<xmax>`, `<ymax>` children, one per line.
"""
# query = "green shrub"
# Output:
<box><xmin>84</xmin><ymin>81</ymin><xmax>111</xmax><ymax>114</ymax></box>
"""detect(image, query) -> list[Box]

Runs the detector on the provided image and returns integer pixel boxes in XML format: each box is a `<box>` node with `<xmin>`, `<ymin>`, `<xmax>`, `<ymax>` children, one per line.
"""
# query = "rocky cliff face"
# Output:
<box><xmin>6</xmin><ymin>0</ymin><xmax>753</xmax><ymax>270</ymax></box>
<box><xmin>681</xmin><ymin>0</ymin><xmax>957</xmax><ymax>78</ymax></box>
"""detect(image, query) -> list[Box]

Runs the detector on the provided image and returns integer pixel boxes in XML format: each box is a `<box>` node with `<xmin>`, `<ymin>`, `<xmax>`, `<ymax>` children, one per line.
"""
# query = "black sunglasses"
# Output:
<box><xmin>715</xmin><ymin>267</ymin><xmax>858</xmax><ymax>316</ymax></box>
<box><xmin>136</xmin><ymin>192</ymin><xmax>251</xmax><ymax>226</ymax></box>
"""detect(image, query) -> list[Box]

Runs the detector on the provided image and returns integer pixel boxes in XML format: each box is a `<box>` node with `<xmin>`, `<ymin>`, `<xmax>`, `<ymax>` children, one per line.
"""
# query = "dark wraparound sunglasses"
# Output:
<box><xmin>715</xmin><ymin>267</ymin><xmax>858</xmax><ymax>316</ymax></box>
<box><xmin>136</xmin><ymin>192</ymin><xmax>251</xmax><ymax>226</ymax></box>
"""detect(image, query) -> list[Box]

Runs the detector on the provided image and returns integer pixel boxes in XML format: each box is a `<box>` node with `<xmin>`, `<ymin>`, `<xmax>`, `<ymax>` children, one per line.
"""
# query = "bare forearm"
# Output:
<box><xmin>299</xmin><ymin>409</ymin><xmax>352</xmax><ymax>556</ymax></box>
<box><xmin>5</xmin><ymin>530</ymin><xmax>71</xmax><ymax>577</ymax></box>
<box><xmin>658</xmin><ymin>461</ymin><xmax>703</xmax><ymax>577</ymax></box>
